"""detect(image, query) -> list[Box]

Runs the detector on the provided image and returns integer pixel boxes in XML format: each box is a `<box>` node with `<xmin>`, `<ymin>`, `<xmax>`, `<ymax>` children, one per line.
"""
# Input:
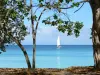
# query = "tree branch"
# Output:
<box><xmin>35</xmin><ymin>9</ymin><xmax>46</xmax><ymax>32</ymax></box>
<box><xmin>60</xmin><ymin>0</ymin><xmax>89</xmax><ymax>9</ymax></box>
<box><xmin>24</xmin><ymin>0</ymin><xmax>26</xmax><ymax>5</ymax></box>
<box><xmin>74</xmin><ymin>3</ymin><xmax>84</xmax><ymax>13</ymax></box>
<box><xmin>32</xmin><ymin>5</ymin><xmax>39</xmax><ymax>7</ymax></box>
<box><xmin>30</xmin><ymin>0</ymin><xmax>34</xmax><ymax>33</ymax></box>
<box><xmin>34</xmin><ymin>7</ymin><xmax>40</xmax><ymax>14</ymax></box>
<box><xmin>61</xmin><ymin>12</ymin><xmax>70</xmax><ymax>21</ymax></box>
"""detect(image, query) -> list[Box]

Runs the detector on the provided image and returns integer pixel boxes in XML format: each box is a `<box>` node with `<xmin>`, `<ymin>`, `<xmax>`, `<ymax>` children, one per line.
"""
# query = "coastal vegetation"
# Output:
<box><xmin>0</xmin><ymin>0</ymin><xmax>100</xmax><ymax>74</ymax></box>
<box><xmin>0</xmin><ymin>0</ymin><xmax>83</xmax><ymax>71</ymax></box>
<box><xmin>0</xmin><ymin>0</ymin><xmax>31</xmax><ymax>69</ymax></box>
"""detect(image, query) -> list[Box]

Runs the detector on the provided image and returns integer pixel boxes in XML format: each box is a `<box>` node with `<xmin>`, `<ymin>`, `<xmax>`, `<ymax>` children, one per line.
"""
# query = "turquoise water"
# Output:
<box><xmin>0</xmin><ymin>45</ymin><xmax>94</xmax><ymax>68</ymax></box>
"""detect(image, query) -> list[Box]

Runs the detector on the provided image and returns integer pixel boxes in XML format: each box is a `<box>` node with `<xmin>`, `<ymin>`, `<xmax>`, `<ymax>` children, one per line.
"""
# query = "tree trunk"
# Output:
<box><xmin>89</xmin><ymin>0</ymin><xmax>100</xmax><ymax>69</ymax></box>
<box><xmin>11</xmin><ymin>36</ymin><xmax>31</xmax><ymax>69</ymax></box>
<box><xmin>32</xmin><ymin>32</ymin><xmax>36</xmax><ymax>69</ymax></box>
<box><xmin>17</xmin><ymin>41</ymin><xmax>32</xmax><ymax>69</ymax></box>
<box><xmin>30</xmin><ymin>0</ymin><xmax>36</xmax><ymax>69</ymax></box>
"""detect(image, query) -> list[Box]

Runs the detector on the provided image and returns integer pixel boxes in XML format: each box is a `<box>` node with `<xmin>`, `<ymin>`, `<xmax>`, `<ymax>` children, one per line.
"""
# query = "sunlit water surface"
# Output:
<box><xmin>0</xmin><ymin>45</ymin><xmax>93</xmax><ymax>68</ymax></box>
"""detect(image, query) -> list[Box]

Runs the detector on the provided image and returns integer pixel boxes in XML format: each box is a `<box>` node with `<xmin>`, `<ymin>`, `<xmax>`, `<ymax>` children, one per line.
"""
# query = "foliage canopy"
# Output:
<box><xmin>0</xmin><ymin>0</ymin><xmax>30</xmax><ymax>52</ymax></box>
<box><xmin>0</xmin><ymin>0</ymin><xmax>84</xmax><ymax>52</ymax></box>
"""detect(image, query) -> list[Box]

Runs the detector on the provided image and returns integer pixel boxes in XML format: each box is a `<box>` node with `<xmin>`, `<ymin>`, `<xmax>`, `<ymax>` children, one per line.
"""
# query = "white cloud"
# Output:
<box><xmin>22</xmin><ymin>26</ymin><xmax>92</xmax><ymax>45</ymax></box>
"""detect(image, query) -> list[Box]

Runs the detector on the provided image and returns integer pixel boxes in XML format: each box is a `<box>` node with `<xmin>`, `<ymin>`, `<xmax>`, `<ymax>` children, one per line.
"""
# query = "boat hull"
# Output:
<box><xmin>57</xmin><ymin>46</ymin><xmax>61</xmax><ymax>49</ymax></box>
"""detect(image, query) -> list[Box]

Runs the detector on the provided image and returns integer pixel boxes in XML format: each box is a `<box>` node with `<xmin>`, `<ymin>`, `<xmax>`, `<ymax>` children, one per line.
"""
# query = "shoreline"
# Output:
<box><xmin>0</xmin><ymin>66</ymin><xmax>100</xmax><ymax>75</ymax></box>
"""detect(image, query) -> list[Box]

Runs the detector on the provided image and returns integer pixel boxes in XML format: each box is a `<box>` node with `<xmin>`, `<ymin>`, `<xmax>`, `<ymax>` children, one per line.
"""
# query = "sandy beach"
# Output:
<box><xmin>0</xmin><ymin>66</ymin><xmax>100</xmax><ymax>75</ymax></box>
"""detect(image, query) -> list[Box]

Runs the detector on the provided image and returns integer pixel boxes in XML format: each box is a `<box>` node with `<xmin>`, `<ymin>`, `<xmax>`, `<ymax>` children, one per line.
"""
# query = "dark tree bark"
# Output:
<box><xmin>89</xmin><ymin>0</ymin><xmax>100</xmax><ymax>69</ymax></box>
<box><xmin>11</xmin><ymin>36</ymin><xmax>31</xmax><ymax>69</ymax></box>
<box><xmin>32</xmin><ymin>33</ymin><xmax>36</xmax><ymax>69</ymax></box>
<box><xmin>31</xmin><ymin>8</ymin><xmax>45</xmax><ymax>69</ymax></box>
<box><xmin>30</xmin><ymin>0</ymin><xmax>36</xmax><ymax>69</ymax></box>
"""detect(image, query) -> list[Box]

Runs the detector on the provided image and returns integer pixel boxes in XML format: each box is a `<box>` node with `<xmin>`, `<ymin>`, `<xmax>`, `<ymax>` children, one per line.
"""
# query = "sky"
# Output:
<box><xmin>22</xmin><ymin>1</ymin><xmax>93</xmax><ymax>45</ymax></box>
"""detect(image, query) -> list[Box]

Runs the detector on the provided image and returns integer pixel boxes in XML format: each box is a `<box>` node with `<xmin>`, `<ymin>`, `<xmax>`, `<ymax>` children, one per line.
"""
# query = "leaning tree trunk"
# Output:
<box><xmin>16</xmin><ymin>41</ymin><xmax>32</xmax><ymax>69</ymax></box>
<box><xmin>89</xmin><ymin>0</ymin><xmax>100</xmax><ymax>69</ymax></box>
<box><xmin>10</xmin><ymin>36</ymin><xmax>31</xmax><ymax>69</ymax></box>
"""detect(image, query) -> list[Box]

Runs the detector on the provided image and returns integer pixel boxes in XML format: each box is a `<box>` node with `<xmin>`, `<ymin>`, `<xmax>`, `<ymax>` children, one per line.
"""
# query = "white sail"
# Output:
<box><xmin>57</xmin><ymin>36</ymin><xmax>60</xmax><ymax>48</ymax></box>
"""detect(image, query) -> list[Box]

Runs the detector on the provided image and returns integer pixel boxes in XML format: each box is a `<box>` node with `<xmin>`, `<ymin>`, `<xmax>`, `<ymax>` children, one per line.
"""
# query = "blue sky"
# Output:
<box><xmin>22</xmin><ymin>2</ymin><xmax>93</xmax><ymax>45</ymax></box>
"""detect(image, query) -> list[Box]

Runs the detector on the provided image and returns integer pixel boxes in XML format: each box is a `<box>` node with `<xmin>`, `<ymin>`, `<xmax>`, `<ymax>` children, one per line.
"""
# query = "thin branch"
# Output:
<box><xmin>32</xmin><ymin>5</ymin><xmax>39</xmax><ymax>7</ymax></box>
<box><xmin>35</xmin><ymin>9</ymin><xmax>46</xmax><ymax>32</ymax></box>
<box><xmin>4</xmin><ymin>2</ymin><xmax>13</xmax><ymax>22</ymax></box>
<box><xmin>60</xmin><ymin>0</ymin><xmax>89</xmax><ymax>9</ymax></box>
<box><xmin>61</xmin><ymin>12</ymin><xmax>70</xmax><ymax>21</ymax></box>
<box><xmin>5</xmin><ymin>9</ymin><xmax>11</xmax><ymax>20</ymax></box>
<box><xmin>24</xmin><ymin>0</ymin><xmax>26</xmax><ymax>5</ymax></box>
<box><xmin>74</xmin><ymin>3</ymin><xmax>84</xmax><ymax>13</ymax></box>
<box><xmin>30</xmin><ymin>0</ymin><xmax>34</xmax><ymax>32</ymax></box>
<box><xmin>34</xmin><ymin>7</ymin><xmax>40</xmax><ymax>14</ymax></box>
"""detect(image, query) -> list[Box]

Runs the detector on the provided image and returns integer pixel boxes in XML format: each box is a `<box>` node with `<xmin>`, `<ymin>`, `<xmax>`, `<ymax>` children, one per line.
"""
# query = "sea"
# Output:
<box><xmin>0</xmin><ymin>45</ymin><xmax>94</xmax><ymax>68</ymax></box>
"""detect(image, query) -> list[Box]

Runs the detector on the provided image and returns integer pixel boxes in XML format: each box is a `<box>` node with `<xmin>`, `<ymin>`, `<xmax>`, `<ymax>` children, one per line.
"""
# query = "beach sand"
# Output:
<box><xmin>0</xmin><ymin>66</ymin><xmax>99</xmax><ymax>75</ymax></box>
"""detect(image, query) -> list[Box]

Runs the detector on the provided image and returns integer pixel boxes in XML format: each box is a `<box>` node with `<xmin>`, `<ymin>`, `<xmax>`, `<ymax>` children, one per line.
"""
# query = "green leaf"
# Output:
<box><xmin>65</xmin><ymin>0</ymin><xmax>73</xmax><ymax>3</ymax></box>
<box><xmin>53</xmin><ymin>14</ymin><xmax>58</xmax><ymax>19</ymax></box>
<box><xmin>27</xmin><ymin>17</ymin><xmax>31</xmax><ymax>21</ymax></box>
<box><xmin>51</xmin><ymin>21</ymin><xmax>56</xmax><ymax>26</ymax></box>
<box><xmin>32</xmin><ymin>15</ymin><xmax>37</xmax><ymax>21</ymax></box>
<box><xmin>21</xmin><ymin>15</ymin><xmax>24</xmax><ymax>19</ymax></box>
<box><xmin>65</xmin><ymin>21</ymin><xmax>69</xmax><ymax>24</ymax></box>
<box><xmin>4</xmin><ymin>0</ymin><xmax>8</xmax><ymax>3</ymax></box>
<box><xmin>71</xmin><ymin>2</ymin><xmax>80</xmax><ymax>7</ymax></box>
<box><xmin>24</xmin><ymin>12</ymin><xmax>29</xmax><ymax>16</ymax></box>
<box><xmin>39</xmin><ymin>3</ymin><xmax>43</xmax><ymax>7</ymax></box>
<box><xmin>38</xmin><ymin>0</ymin><xmax>44</xmax><ymax>3</ymax></box>
<box><xmin>59</xmin><ymin>0</ymin><xmax>63</xmax><ymax>3</ymax></box>
<box><xmin>58</xmin><ymin>19</ymin><xmax>63</xmax><ymax>24</ymax></box>
<box><xmin>67</xmin><ymin>29</ymin><xmax>72</xmax><ymax>35</ymax></box>
<box><xmin>42</xmin><ymin>20</ymin><xmax>46</xmax><ymax>23</ymax></box>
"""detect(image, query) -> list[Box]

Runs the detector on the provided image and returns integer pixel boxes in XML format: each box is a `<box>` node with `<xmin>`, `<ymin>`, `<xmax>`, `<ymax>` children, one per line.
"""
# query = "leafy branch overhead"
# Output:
<box><xmin>42</xmin><ymin>18</ymin><xmax>83</xmax><ymax>37</ymax></box>
<box><xmin>37</xmin><ymin>0</ymin><xmax>88</xmax><ymax>9</ymax></box>
<box><xmin>37</xmin><ymin>0</ymin><xmax>84</xmax><ymax>37</ymax></box>
<box><xmin>0</xmin><ymin>0</ymin><xmax>87</xmax><ymax>52</ymax></box>
<box><xmin>0</xmin><ymin>0</ymin><xmax>30</xmax><ymax>52</ymax></box>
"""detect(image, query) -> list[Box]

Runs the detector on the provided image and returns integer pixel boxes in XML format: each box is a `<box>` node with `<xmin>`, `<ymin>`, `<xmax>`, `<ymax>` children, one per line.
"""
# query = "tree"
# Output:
<box><xmin>89</xmin><ymin>0</ymin><xmax>100</xmax><ymax>69</ymax></box>
<box><xmin>55</xmin><ymin>0</ymin><xmax>100</xmax><ymax>69</ymax></box>
<box><xmin>30</xmin><ymin>0</ymin><xmax>83</xmax><ymax>69</ymax></box>
<box><xmin>0</xmin><ymin>0</ymin><xmax>31</xmax><ymax>69</ymax></box>
<box><xmin>0</xmin><ymin>0</ymin><xmax>7</xmax><ymax>52</ymax></box>
<box><xmin>2</xmin><ymin>0</ymin><xmax>100</xmax><ymax>71</ymax></box>
<box><xmin>0</xmin><ymin>0</ymin><xmax>83</xmax><ymax>72</ymax></box>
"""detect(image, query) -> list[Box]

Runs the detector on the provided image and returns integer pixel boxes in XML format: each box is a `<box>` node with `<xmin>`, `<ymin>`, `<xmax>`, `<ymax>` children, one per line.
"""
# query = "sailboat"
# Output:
<box><xmin>57</xmin><ymin>36</ymin><xmax>61</xmax><ymax>48</ymax></box>
<box><xmin>57</xmin><ymin>36</ymin><xmax>61</xmax><ymax>68</ymax></box>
